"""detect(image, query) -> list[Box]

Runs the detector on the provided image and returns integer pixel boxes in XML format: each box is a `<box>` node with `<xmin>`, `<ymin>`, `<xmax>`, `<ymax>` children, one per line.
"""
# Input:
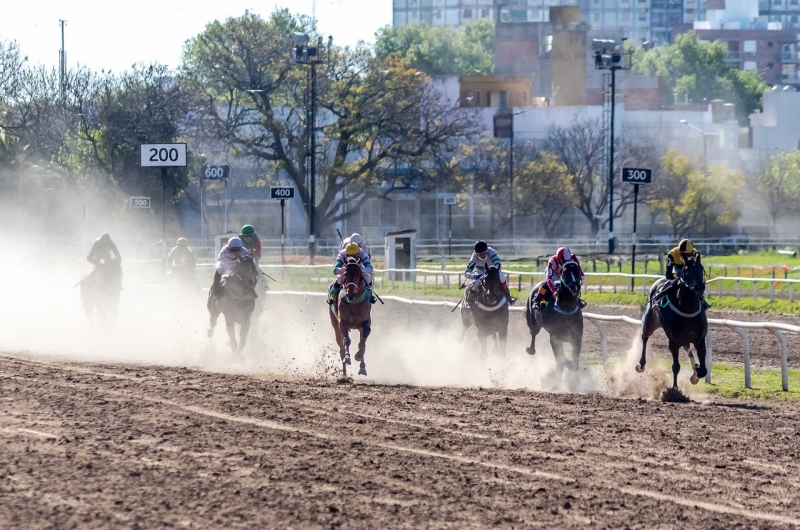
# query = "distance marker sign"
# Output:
<box><xmin>270</xmin><ymin>186</ymin><xmax>295</xmax><ymax>199</ymax></box>
<box><xmin>140</xmin><ymin>143</ymin><xmax>187</xmax><ymax>167</ymax></box>
<box><xmin>621</xmin><ymin>167</ymin><xmax>652</xmax><ymax>184</ymax></box>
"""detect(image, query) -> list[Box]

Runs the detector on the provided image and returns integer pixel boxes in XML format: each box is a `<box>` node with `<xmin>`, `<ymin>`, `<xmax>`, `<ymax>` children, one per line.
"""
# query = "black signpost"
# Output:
<box><xmin>271</xmin><ymin>186</ymin><xmax>296</xmax><ymax>276</ymax></box>
<box><xmin>444</xmin><ymin>196</ymin><xmax>456</xmax><ymax>256</ymax></box>
<box><xmin>621</xmin><ymin>167</ymin><xmax>653</xmax><ymax>284</ymax></box>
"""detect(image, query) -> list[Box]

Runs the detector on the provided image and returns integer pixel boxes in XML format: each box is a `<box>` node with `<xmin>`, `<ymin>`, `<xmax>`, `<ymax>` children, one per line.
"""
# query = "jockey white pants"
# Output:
<box><xmin>468</xmin><ymin>270</ymin><xmax>507</xmax><ymax>291</ymax></box>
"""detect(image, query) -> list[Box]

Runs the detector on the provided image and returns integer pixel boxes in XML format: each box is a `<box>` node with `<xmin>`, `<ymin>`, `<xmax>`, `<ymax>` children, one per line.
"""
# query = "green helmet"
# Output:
<box><xmin>241</xmin><ymin>224</ymin><xmax>255</xmax><ymax>236</ymax></box>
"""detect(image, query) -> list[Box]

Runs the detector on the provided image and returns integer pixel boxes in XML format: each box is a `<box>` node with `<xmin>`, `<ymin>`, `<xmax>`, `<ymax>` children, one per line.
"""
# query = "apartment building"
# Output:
<box><xmin>391</xmin><ymin>0</ymin><xmax>578</xmax><ymax>27</ymax></box>
<box><xmin>760</xmin><ymin>0</ymin><xmax>800</xmax><ymax>29</ymax></box>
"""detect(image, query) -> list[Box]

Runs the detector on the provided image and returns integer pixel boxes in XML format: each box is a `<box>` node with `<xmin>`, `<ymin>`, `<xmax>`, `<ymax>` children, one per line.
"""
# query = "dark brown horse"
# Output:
<box><xmin>80</xmin><ymin>261</ymin><xmax>122</xmax><ymax>325</ymax></box>
<box><xmin>328</xmin><ymin>259</ymin><xmax>372</xmax><ymax>377</ymax></box>
<box><xmin>638</xmin><ymin>256</ymin><xmax>708</xmax><ymax>389</ymax></box>
<box><xmin>460</xmin><ymin>266</ymin><xmax>510</xmax><ymax>356</ymax></box>
<box><xmin>207</xmin><ymin>255</ymin><xmax>259</xmax><ymax>354</ymax></box>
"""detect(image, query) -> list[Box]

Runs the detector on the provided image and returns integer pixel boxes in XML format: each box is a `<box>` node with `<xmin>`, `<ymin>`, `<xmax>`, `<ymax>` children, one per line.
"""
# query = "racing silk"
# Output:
<box><xmin>87</xmin><ymin>239</ymin><xmax>121</xmax><ymax>266</ymax></box>
<box><xmin>216</xmin><ymin>245</ymin><xmax>251</xmax><ymax>274</ymax></box>
<box><xmin>334</xmin><ymin>249</ymin><xmax>373</xmax><ymax>276</ymax></box>
<box><xmin>666</xmin><ymin>246</ymin><xmax>699</xmax><ymax>280</ymax></box>
<box><xmin>168</xmin><ymin>246</ymin><xmax>194</xmax><ymax>267</ymax></box>
<box><xmin>464</xmin><ymin>247</ymin><xmax>502</xmax><ymax>280</ymax></box>
<box><xmin>546</xmin><ymin>254</ymin><xmax>585</xmax><ymax>292</ymax></box>
<box><xmin>242</xmin><ymin>236</ymin><xmax>262</xmax><ymax>262</ymax></box>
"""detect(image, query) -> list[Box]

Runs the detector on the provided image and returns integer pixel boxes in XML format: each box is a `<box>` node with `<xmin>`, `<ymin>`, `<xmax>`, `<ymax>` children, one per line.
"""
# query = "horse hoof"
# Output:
<box><xmin>358</xmin><ymin>362</ymin><xmax>367</xmax><ymax>376</ymax></box>
<box><xmin>344</xmin><ymin>354</ymin><xmax>351</xmax><ymax>366</ymax></box>
<box><xmin>526</xmin><ymin>346</ymin><xmax>536</xmax><ymax>356</ymax></box>
<box><xmin>354</xmin><ymin>351</ymin><xmax>364</xmax><ymax>362</ymax></box>
<box><xmin>635</xmin><ymin>364</ymin><xmax>645</xmax><ymax>373</ymax></box>
<box><xmin>690</xmin><ymin>373</ymin><xmax>699</xmax><ymax>385</ymax></box>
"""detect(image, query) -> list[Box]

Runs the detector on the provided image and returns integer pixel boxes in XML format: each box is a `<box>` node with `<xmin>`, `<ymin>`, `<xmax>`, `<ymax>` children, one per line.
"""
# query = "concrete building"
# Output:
<box><xmin>677</xmin><ymin>0</ymin><xmax>800</xmax><ymax>85</ymax></box>
<box><xmin>750</xmin><ymin>88</ymin><xmax>800</xmax><ymax>150</ymax></box>
<box><xmin>579</xmin><ymin>0</ymin><xmax>707</xmax><ymax>44</ymax></box>
<box><xmin>391</xmin><ymin>0</ymin><xmax>577</xmax><ymax>27</ymax></box>
<box><xmin>760</xmin><ymin>0</ymin><xmax>800</xmax><ymax>30</ymax></box>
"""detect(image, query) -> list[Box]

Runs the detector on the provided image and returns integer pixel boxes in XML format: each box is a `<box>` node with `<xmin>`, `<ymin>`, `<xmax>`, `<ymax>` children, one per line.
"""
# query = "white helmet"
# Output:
<box><xmin>228</xmin><ymin>237</ymin><xmax>243</xmax><ymax>249</ymax></box>
<box><xmin>349</xmin><ymin>233</ymin><xmax>363</xmax><ymax>245</ymax></box>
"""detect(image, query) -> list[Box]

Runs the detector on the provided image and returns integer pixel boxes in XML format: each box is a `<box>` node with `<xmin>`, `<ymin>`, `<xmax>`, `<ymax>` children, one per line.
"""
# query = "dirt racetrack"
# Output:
<box><xmin>2</xmin><ymin>353</ymin><xmax>800</xmax><ymax>529</ymax></box>
<box><xmin>3</xmin><ymin>276</ymin><xmax>800</xmax><ymax>528</ymax></box>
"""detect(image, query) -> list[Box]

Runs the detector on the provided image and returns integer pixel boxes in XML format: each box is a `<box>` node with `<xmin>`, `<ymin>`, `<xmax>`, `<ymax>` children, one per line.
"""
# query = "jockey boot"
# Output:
<box><xmin>533</xmin><ymin>286</ymin><xmax>548</xmax><ymax>310</ymax></box>
<box><xmin>701</xmin><ymin>297</ymin><xmax>711</xmax><ymax>311</ymax></box>
<box><xmin>212</xmin><ymin>271</ymin><xmax>222</xmax><ymax>299</ymax></box>
<box><xmin>465</xmin><ymin>289</ymin><xmax>475</xmax><ymax>310</ymax></box>
<box><xmin>367</xmin><ymin>283</ymin><xmax>377</xmax><ymax>304</ymax></box>
<box><xmin>501</xmin><ymin>282</ymin><xmax>516</xmax><ymax>306</ymax></box>
<box><xmin>327</xmin><ymin>283</ymin><xmax>342</xmax><ymax>305</ymax></box>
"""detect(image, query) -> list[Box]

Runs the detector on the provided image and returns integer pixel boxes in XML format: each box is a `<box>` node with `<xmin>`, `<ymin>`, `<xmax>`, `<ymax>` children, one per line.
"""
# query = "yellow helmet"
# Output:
<box><xmin>345</xmin><ymin>242</ymin><xmax>360</xmax><ymax>256</ymax></box>
<box><xmin>679</xmin><ymin>239</ymin><xmax>694</xmax><ymax>254</ymax></box>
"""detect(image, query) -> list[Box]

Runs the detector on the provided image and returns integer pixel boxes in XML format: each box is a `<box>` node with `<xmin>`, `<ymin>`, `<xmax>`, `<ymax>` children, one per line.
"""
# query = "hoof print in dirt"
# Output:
<box><xmin>336</xmin><ymin>376</ymin><xmax>353</xmax><ymax>385</ymax></box>
<box><xmin>661</xmin><ymin>387</ymin><xmax>692</xmax><ymax>403</ymax></box>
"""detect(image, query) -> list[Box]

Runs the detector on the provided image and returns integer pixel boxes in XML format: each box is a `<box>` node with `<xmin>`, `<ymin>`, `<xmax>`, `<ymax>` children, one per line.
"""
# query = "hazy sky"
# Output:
<box><xmin>0</xmin><ymin>0</ymin><xmax>392</xmax><ymax>73</ymax></box>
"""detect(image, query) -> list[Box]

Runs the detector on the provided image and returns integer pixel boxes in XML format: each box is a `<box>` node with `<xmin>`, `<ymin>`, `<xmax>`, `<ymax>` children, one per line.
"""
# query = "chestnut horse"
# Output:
<box><xmin>328</xmin><ymin>259</ymin><xmax>372</xmax><ymax>377</ymax></box>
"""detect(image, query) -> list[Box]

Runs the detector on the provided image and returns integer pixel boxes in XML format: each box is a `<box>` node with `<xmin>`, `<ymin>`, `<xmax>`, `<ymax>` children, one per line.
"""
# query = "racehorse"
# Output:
<box><xmin>329</xmin><ymin>258</ymin><xmax>372</xmax><ymax>377</ymax></box>
<box><xmin>638</xmin><ymin>255</ymin><xmax>708</xmax><ymax>389</ymax></box>
<box><xmin>207</xmin><ymin>255</ymin><xmax>259</xmax><ymax>353</ymax></box>
<box><xmin>525</xmin><ymin>261</ymin><xmax>584</xmax><ymax>377</ymax></box>
<box><xmin>460</xmin><ymin>265</ymin><xmax>509</xmax><ymax>356</ymax></box>
<box><xmin>80</xmin><ymin>261</ymin><xmax>122</xmax><ymax>325</ymax></box>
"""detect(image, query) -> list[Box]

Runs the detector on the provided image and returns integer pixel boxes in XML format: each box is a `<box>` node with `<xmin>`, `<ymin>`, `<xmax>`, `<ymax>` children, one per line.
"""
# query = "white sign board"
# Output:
<box><xmin>140</xmin><ymin>143</ymin><xmax>187</xmax><ymax>167</ymax></box>
<box><xmin>130</xmin><ymin>197</ymin><xmax>151</xmax><ymax>209</ymax></box>
<box><xmin>443</xmin><ymin>196</ymin><xmax>456</xmax><ymax>205</ymax></box>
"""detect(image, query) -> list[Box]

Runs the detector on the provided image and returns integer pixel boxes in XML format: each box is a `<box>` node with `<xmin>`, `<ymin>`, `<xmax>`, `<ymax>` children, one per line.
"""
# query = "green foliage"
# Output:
<box><xmin>632</xmin><ymin>32</ymin><xmax>768</xmax><ymax>122</ymax></box>
<box><xmin>753</xmin><ymin>149</ymin><xmax>800</xmax><ymax>234</ymax></box>
<box><xmin>374</xmin><ymin>19</ymin><xmax>494</xmax><ymax>75</ymax></box>
<box><xmin>515</xmin><ymin>151</ymin><xmax>576</xmax><ymax>233</ymax></box>
<box><xmin>647</xmin><ymin>149</ymin><xmax>743</xmax><ymax>237</ymax></box>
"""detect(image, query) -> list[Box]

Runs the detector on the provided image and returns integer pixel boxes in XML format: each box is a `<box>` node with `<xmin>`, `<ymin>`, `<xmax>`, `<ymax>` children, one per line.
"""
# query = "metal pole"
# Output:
<box><xmin>281</xmin><ymin>198</ymin><xmax>286</xmax><ymax>279</ymax></box>
<box><xmin>448</xmin><ymin>203</ymin><xmax>452</xmax><ymax>257</ymax></box>
<box><xmin>631</xmin><ymin>184</ymin><xmax>639</xmax><ymax>290</ymax></box>
<box><xmin>608</xmin><ymin>67</ymin><xmax>616</xmax><ymax>254</ymax></box>
<box><xmin>702</xmin><ymin>132</ymin><xmax>708</xmax><ymax>240</ymax></box>
<box><xmin>223</xmin><ymin>178</ymin><xmax>228</xmax><ymax>233</ymax></box>
<box><xmin>200</xmin><ymin>179</ymin><xmax>205</xmax><ymax>242</ymax></box>
<box><xmin>162</xmin><ymin>167</ymin><xmax>167</xmax><ymax>277</ymax></box>
<box><xmin>309</xmin><ymin>62</ymin><xmax>317</xmax><ymax>264</ymax></box>
<box><xmin>510</xmin><ymin>117</ymin><xmax>515</xmax><ymax>239</ymax></box>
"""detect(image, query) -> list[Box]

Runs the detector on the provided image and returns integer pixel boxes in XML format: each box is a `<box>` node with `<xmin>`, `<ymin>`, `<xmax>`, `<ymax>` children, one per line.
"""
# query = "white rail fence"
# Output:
<box><xmin>266</xmin><ymin>290</ymin><xmax>799</xmax><ymax>392</ymax></box>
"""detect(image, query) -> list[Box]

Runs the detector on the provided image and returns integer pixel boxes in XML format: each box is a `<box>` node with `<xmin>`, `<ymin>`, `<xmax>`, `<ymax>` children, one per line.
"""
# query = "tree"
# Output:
<box><xmin>647</xmin><ymin>149</ymin><xmax>743</xmax><ymax>237</ymax></box>
<box><xmin>374</xmin><ymin>19</ymin><xmax>494</xmax><ymax>76</ymax></box>
<box><xmin>632</xmin><ymin>32</ymin><xmax>768</xmax><ymax>123</ymax></box>
<box><xmin>182</xmin><ymin>10</ymin><xmax>476</xmax><ymax>240</ymax></box>
<box><xmin>752</xmin><ymin>149</ymin><xmax>800</xmax><ymax>235</ymax></box>
<box><xmin>515</xmin><ymin>152</ymin><xmax>576</xmax><ymax>235</ymax></box>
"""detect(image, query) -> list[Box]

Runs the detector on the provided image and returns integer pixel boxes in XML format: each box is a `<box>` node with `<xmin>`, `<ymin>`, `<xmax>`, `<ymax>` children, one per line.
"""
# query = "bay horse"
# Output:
<box><xmin>207</xmin><ymin>255</ymin><xmax>259</xmax><ymax>353</ymax></box>
<box><xmin>329</xmin><ymin>258</ymin><xmax>372</xmax><ymax>377</ymax></box>
<box><xmin>525</xmin><ymin>261</ymin><xmax>584</xmax><ymax>377</ymax></box>
<box><xmin>80</xmin><ymin>261</ymin><xmax>122</xmax><ymax>325</ymax></box>
<box><xmin>460</xmin><ymin>266</ymin><xmax>509</xmax><ymax>356</ymax></box>
<box><xmin>638</xmin><ymin>255</ymin><xmax>708</xmax><ymax>389</ymax></box>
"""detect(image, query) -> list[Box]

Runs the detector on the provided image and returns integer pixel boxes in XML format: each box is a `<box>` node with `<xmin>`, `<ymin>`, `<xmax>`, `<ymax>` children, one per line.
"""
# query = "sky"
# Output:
<box><xmin>0</xmin><ymin>0</ymin><xmax>392</xmax><ymax>73</ymax></box>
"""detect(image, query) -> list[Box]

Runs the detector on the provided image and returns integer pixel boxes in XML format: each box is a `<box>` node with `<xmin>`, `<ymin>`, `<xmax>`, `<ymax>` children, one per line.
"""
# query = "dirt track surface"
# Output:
<box><xmin>2</xmin><ymin>354</ymin><xmax>800</xmax><ymax>529</ymax></box>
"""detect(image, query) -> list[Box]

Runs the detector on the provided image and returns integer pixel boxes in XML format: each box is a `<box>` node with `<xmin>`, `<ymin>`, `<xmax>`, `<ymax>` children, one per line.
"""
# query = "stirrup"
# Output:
<box><xmin>701</xmin><ymin>299</ymin><xmax>710</xmax><ymax>310</ymax></box>
<box><xmin>579</xmin><ymin>299</ymin><xmax>587</xmax><ymax>308</ymax></box>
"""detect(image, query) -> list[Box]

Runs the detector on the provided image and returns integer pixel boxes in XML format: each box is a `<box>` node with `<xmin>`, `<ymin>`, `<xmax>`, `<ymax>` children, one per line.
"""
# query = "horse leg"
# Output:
<box><xmin>526</xmin><ymin>295</ymin><xmax>542</xmax><ymax>355</ymax></box>
<box><xmin>569</xmin><ymin>333</ymin><xmax>582</xmax><ymax>372</ymax></box>
<box><xmin>478</xmin><ymin>332</ymin><xmax>488</xmax><ymax>359</ymax></box>
<box><xmin>225</xmin><ymin>316</ymin><xmax>238</xmax><ymax>353</ymax></box>
<box><xmin>498</xmin><ymin>326</ymin><xmax>508</xmax><ymax>356</ymax></box>
<box><xmin>339</xmin><ymin>321</ymin><xmax>352</xmax><ymax>368</ymax></box>
<box><xmin>238</xmin><ymin>317</ymin><xmax>252</xmax><ymax>353</ymax></box>
<box><xmin>694</xmin><ymin>337</ymin><xmax>709</xmax><ymax>381</ymax></box>
<box><xmin>668</xmin><ymin>339</ymin><xmax>681</xmax><ymax>389</ymax></box>
<box><xmin>355</xmin><ymin>320</ymin><xmax>370</xmax><ymax>378</ymax></box>
<box><xmin>551</xmin><ymin>338</ymin><xmax>566</xmax><ymax>377</ymax></box>
<box><xmin>637</xmin><ymin>306</ymin><xmax>659</xmax><ymax>373</ymax></box>
<box><xmin>207</xmin><ymin>296</ymin><xmax>219</xmax><ymax>338</ymax></box>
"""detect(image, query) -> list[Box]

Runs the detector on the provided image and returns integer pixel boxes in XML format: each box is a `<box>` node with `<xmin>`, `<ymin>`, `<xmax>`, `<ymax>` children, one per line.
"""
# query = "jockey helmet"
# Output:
<box><xmin>228</xmin><ymin>237</ymin><xmax>243</xmax><ymax>249</ymax></box>
<box><xmin>556</xmin><ymin>247</ymin><xmax>572</xmax><ymax>262</ymax></box>
<box><xmin>345</xmin><ymin>242</ymin><xmax>361</xmax><ymax>256</ymax></box>
<box><xmin>474</xmin><ymin>240</ymin><xmax>488</xmax><ymax>253</ymax></box>
<box><xmin>679</xmin><ymin>239</ymin><xmax>694</xmax><ymax>254</ymax></box>
<box><xmin>241</xmin><ymin>224</ymin><xmax>255</xmax><ymax>236</ymax></box>
<box><xmin>349</xmin><ymin>233</ymin><xmax>363</xmax><ymax>245</ymax></box>
<box><xmin>99</xmin><ymin>233</ymin><xmax>112</xmax><ymax>245</ymax></box>
<box><xmin>176</xmin><ymin>237</ymin><xmax>188</xmax><ymax>247</ymax></box>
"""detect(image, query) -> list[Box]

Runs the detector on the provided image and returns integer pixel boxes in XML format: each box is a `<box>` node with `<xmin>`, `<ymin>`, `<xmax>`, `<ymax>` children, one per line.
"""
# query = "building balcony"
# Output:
<box><xmin>781</xmin><ymin>51</ymin><xmax>796</xmax><ymax>61</ymax></box>
<box><xmin>725</xmin><ymin>52</ymin><xmax>741</xmax><ymax>62</ymax></box>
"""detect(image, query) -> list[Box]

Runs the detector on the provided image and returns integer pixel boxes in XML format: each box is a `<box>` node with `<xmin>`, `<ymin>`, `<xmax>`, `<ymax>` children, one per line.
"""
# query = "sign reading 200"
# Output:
<box><xmin>140</xmin><ymin>143</ymin><xmax>187</xmax><ymax>167</ymax></box>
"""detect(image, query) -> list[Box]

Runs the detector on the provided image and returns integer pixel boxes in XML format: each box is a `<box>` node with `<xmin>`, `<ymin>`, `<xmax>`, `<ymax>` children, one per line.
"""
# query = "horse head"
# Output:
<box><xmin>344</xmin><ymin>258</ymin><xmax>364</xmax><ymax>298</ymax></box>
<box><xmin>559</xmin><ymin>261</ymin><xmax>582</xmax><ymax>298</ymax></box>
<box><xmin>479</xmin><ymin>265</ymin><xmax>504</xmax><ymax>306</ymax></box>
<box><xmin>680</xmin><ymin>256</ymin><xmax>705</xmax><ymax>297</ymax></box>
<box><xmin>231</xmin><ymin>255</ymin><xmax>258</xmax><ymax>291</ymax></box>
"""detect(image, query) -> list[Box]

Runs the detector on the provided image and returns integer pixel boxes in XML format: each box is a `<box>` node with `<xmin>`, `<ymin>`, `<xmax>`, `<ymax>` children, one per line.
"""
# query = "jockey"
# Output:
<box><xmin>167</xmin><ymin>237</ymin><xmax>195</xmax><ymax>273</ymax></box>
<box><xmin>533</xmin><ymin>246</ymin><xmax>585</xmax><ymax>310</ymax></box>
<box><xmin>464</xmin><ymin>240</ymin><xmax>515</xmax><ymax>308</ymax></box>
<box><xmin>340</xmin><ymin>232</ymin><xmax>371</xmax><ymax>259</ymax></box>
<box><xmin>328</xmin><ymin>241</ymin><xmax>375</xmax><ymax>305</ymax></box>
<box><xmin>87</xmin><ymin>233</ymin><xmax>121</xmax><ymax>267</ymax></box>
<box><xmin>239</xmin><ymin>224</ymin><xmax>262</xmax><ymax>262</ymax></box>
<box><xmin>654</xmin><ymin>238</ymin><xmax>709</xmax><ymax>309</ymax></box>
<box><xmin>212</xmin><ymin>237</ymin><xmax>252</xmax><ymax>299</ymax></box>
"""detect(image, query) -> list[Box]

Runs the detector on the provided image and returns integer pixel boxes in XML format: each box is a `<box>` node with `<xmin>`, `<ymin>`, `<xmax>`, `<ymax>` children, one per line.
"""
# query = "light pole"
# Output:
<box><xmin>292</xmin><ymin>32</ymin><xmax>330</xmax><ymax>264</ymax></box>
<box><xmin>593</xmin><ymin>38</ymin><xmax>631</xmax><ymax>254</ymax></box>
<box><xmin>493</xmin><ymin>108</ymin><xmax>526</xmax><ymax>239</ymax></box>
<box><xmin>680</xmin><ymin>119</ymin><xmax>708</xmax><ymax>239</ymax></box>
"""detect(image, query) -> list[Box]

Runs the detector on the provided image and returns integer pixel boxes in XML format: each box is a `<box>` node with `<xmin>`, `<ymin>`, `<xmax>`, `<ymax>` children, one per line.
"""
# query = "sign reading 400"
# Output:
<box><xmin>621</xmin><ymin>167</ymin><xmax>652</xmax><ymax>184</ymax></box>
<box><xmin>140</xmin><ymin>143</ymin><xmax>187</xmax><ymax>167</ymax></box>
<box><xmin>270</xmin><ymin>186</ymin><xmax>295</xmax><ymax>199</ymax></box>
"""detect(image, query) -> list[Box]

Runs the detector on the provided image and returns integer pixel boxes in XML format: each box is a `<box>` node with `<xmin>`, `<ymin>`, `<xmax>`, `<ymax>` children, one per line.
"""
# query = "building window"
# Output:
<box><xmin>769</xmin><ymin>41</ymin><xmax>774</xmax><ymax>47</ymax></box>
<box><xmin>464</xmin><ymin>7</ymin><xmax>472</xmax><ymax>18</ymax></box>
<box><xmin>744</xmin><ymin>40</ymin><xmax>757</xmax><ymax>54</ymax></box>
<box><xmin>519</xmin><ymin>92</ymin><xmax>528</xmax><ymax>104</ymax></box>
<box><xmin>792</xmin><ymin>0</ymin><xmax>798</xmax><ymax>5</ymax></box>
<box><xmin>744</xmin><ymin>61</ymin><xmax>757</xmax><ymax>71</ymax></box>
<box><xmin>499</xmin><ymin>91</ymin><xmax>509</xmax><ymax>110</ymax></box>
<box><xmin>464</xmin><ymin>91</ymin><xmax>481</xmax><ymax>107</ymax></box>
<box><xmin>594</xmin><ymin>12</ymin><xmax>601</xmax><ymax>23</ymax></box>
<box><xmin>775</xmin><ymin>0</ymin><xmax>782</xmax><ymax>5</ymax></box>
<box><xmin>481</xmin><ymin>9</ymin><xmax>489</xmax><ymax>17</ymax></box>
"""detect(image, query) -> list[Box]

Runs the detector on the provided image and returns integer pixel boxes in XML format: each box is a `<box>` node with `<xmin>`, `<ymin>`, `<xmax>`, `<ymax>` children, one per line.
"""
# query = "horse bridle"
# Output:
<box><xmin>343</xmin><ymin>264</ymin><xmax>364</xmax><ymax>297</ymax></box>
